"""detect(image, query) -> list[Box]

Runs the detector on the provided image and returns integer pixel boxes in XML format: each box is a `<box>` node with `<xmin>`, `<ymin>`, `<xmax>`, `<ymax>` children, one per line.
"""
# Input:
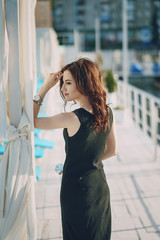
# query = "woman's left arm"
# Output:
<box><xmin>101</xmin><ymin>119</ymin><xmax>117</xmax><ymax>160</ymax></box>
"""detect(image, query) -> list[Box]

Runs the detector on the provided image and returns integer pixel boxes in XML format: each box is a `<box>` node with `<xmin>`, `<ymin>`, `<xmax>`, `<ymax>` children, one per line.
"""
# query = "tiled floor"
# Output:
<box><xmin>35</xmin><ymin>110</ymin><xmax>160</xmax><ymax>240</ymax></box>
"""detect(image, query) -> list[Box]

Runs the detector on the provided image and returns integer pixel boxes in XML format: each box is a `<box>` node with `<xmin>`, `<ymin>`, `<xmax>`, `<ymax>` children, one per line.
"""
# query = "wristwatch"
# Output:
<box><xmin>33</xmin><ymin>95</ymin><xmax>42</xmax><ymax>105</ymax></box>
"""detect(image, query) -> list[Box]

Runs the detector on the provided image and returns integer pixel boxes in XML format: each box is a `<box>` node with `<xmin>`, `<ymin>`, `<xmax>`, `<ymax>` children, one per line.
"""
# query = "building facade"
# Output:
<box><xmin>35</xmin><ymin>0</ymin><xmax>52</xmax><ymax>28</ymax></box>
<box><xmin>52</xmin><ymin>0</ymin><xmax>160</xmax><ymax>50</ymax></box>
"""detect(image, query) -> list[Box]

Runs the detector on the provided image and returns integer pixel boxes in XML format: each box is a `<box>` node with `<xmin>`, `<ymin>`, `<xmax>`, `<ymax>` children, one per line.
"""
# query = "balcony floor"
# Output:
<box><xmin>35</xmin><ymin>109</ymin><xmax>160</xmax><ymax>240</ymax></box>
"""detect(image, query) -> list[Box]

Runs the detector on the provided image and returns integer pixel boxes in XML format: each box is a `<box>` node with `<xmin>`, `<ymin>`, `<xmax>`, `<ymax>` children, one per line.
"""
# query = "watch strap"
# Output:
<box><xmin>33</xmin><ymin>98</ymin><xmax>42</xmax><ymax>106</ymax></box>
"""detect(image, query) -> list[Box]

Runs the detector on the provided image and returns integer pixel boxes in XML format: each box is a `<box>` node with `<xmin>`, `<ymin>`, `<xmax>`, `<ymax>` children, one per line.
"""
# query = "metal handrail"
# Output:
<box><xmin>117</xmin><ymin>80</ymin><xmax>160</xmax><ymax>161</ymax></box>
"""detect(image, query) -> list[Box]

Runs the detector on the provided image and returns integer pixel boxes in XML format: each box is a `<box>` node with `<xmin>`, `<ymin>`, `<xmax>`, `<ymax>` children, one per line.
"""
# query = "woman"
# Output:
<box><xmin>33</xmin><ymin>58</ymin><xmax>117</xmax><ymax>240</ymax></box>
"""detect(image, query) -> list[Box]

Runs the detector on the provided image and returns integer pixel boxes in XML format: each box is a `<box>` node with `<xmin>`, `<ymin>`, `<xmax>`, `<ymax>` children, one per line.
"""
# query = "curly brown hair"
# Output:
<box><xmin>59</xmin><ymin>58</ymin><xmax>111</xmax><ymax>132</ymax></box>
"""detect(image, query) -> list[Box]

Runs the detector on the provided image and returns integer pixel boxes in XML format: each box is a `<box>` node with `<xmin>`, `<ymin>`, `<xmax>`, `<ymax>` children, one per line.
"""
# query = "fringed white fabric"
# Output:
<box><xmin>0</xmin><ymin>112</ymin><xmax>36</xmax><ymax>240</ymax></box>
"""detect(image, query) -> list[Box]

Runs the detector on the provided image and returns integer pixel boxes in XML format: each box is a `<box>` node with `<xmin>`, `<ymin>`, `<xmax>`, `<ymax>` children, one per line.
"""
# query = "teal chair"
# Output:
<box><xmin>0</xmin><ymin>145</ymin><xmax>5</xmax><ymax>155</ymax></box>
<box><xmin>35</xmin><ymin>147</ymin><xmax>44</xmax><ymax>158</ymax></box>
<box><xmin>34</xmin><ymin>137</ymin><xmax>54</xmax><ymax>149</ymax></box>
<box><xmin>35</xmin><ymin>166</ymin><xmax>42</xmax><ymax>180</ymax></box>
<box><xmin>34</xmin><ymin>128</ymin><xmax>42</xmax><ymax>137</ymax></box>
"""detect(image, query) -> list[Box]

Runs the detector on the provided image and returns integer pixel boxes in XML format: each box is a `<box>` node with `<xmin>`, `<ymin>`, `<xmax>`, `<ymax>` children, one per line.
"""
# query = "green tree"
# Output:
<box><xmin>104</xmin><ymin>69</ymin><xmax>117</xmax><ymax>93</ymax></box>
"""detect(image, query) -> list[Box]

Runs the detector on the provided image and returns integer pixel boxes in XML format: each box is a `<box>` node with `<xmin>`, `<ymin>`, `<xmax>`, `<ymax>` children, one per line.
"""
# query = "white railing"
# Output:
<box><xmin>117</xmin><ymin>80</ymin><xmax>160</xmax><ymax>160</ymax></box>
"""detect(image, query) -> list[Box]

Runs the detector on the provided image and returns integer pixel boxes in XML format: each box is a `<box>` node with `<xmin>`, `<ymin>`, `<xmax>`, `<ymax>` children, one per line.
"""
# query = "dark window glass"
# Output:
<box><xmin>146</xmin><ymin>98</ymin><xmax>150</xmax><ymax>111</ymax></box>
<box><xmin>131</xmin><ymin>91</ymin><xmax>134</xmax><ymax>101</ymax></box>
<box><xmin>146</xmin><ymin>115</ymin><xmax>151</xmax><ymax>127</ymax></box>
<box><xmin>147</xmin><ymin>130</ymin><xmax>151</xmax><ymax>137</ymax></box>
<box><xmin>139</xmin><ymin>109</ymin><xmax>142</xmax><ymax>119</ymax></box>
<box><xmin>158</xmin><ymin>122</ymin><xmax>160</xmax><ymax>135</ymax></box>
<box><xmin>138</xmin><ymin>94</ymin><xmax>142</xmax><ymax>105</ymax></box>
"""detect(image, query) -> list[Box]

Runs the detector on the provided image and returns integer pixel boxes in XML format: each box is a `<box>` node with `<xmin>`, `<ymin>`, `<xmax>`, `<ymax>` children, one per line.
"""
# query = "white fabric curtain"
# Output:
<box><xmin>0</xmin><ymin>0</ymin><xmax>8</xmax><ymax>140</ymax></box>
<box><xmin>36</xmin><ymin>28</ymin><xmax>62</xmax><ymax>115</ymax></box>
<box><xmin>0</xmin><ymin>0</ymin><xmax>37</xmax><ymax>239</ymax></box>
<box><xmin>36</xmin><ymin>28</ymin><xmax>61</xmax><ymax>78</ymax></box>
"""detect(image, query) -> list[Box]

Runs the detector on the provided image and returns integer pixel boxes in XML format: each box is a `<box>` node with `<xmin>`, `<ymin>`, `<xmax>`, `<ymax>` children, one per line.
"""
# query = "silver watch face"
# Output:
<box><xmin>34</xmin><ymin>95</ymin><xmax>41</xmax><ymax>101</ymax></box>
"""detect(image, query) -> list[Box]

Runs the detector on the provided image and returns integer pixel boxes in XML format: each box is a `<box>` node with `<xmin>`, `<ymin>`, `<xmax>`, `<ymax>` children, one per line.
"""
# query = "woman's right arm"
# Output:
<box><xmin>33</xmin><ymin>71</ymin><xmax>73</xmax><ymax>130</ymax></box>
<box><xmin>34</xmin><ymin>72</ymin><xmax>62</xmax><ymax>121</ymax></box>
<box><xmin>33</xmin><ymin>83</ymin><xmax>49</xmax><ymax>125</ymax></box>
<box><xmin>34</xmin><ymin>111</ymin><xmax>75</xmax><ymax>130</ymax></box>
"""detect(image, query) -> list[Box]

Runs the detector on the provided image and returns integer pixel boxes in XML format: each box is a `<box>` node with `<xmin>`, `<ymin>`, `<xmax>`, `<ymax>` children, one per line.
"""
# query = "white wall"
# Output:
<box><xmin>60</xmin><ymin>45</ymin><xmax>136</xmax><ymax>74</ymax></box>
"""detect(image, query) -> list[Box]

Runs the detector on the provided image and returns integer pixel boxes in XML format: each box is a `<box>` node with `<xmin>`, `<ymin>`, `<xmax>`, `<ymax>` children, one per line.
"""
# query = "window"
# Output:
<box><xmin>77</xmin><ymin>20</ymin><xmax>85</xmax><ymax>26</ymax></box>
<box><xmin>139</xmin><ymin>109</ymin><xmax>142</xmax><ymax>119</ymax></box>
<box><xmin>144</xmin><ymin>10</ymin><xmax>150</xmax><ymax>17</ymax></box>
<box><xmin>137</xmin><ymin>11</ymin><xmax>143</xmax><ymax>18</ymax></box>
<box><xmin>76</xmin><ymin>0</ymin><xmax>85</xmax><ymax>6</ymax></box>
<box><xmin>146</xmin><ymin>115</ymin><xmax>151</xmax><ymax>127</ymax></box>
<box><xmin>145</xmin><ymin>1</ymin><xmax>151</xmax><ymax>7</ymax></box>
<box><xmin>100</xmin><ymin>16</ymin><xmax>111</xmax><ymax>22</ymax></box>
<box><xmin>77</xmin><ymin>9</ymin><xmax>85</xmax><ymax>15</ymax></box>
<box><xmin>128</xmin><ymin>1</ymin><xmax>135</xmax><ymax>11</ymax></box>
<box><xmin>138</xmin><ymin>94</ymin><xmax>142</xmax><ymax>105</ymax></box>
<box><xmin>146</xmin><ymin>98</ymin><xmax>150</xmax><ymax>111</ymax></box>
<box><xmin>128</xmin><ymin>11</ymin><xmax>135</xmax><ymax>21</ymax></box>
<box><xmin>101</xmin><ymin>22</ymin><xmax>109</xmax><ymax>29</ymax></box>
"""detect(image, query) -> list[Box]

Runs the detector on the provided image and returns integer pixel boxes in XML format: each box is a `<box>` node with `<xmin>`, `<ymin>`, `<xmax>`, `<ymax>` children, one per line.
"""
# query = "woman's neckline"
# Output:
<box><xmin>79</xmin><ymin>108</ymin><xmax>94</xmax><ymax>116</ymax></box>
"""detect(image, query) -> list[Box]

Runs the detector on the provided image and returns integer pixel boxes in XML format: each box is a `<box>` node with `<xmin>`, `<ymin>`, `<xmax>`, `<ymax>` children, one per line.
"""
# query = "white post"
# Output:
<box><xmin>151</xmin><ymin>100</ymin><xmax>158</xmax><ymax>161</ymax></box>
<box><xmin>154</xmin><ymin>104</ymin><xmax>158</xmax><ymax>161</ymax></box>
<box><xmin>122</xmin><ymin>0</ymin><xmax>128</xmax><ymax>109</ymax></box>
<box><xmin>74</xmin><ymin>29</ymin><xmax>79</xmax><ymax>51</ymax></box>
<box><xmin>95</xmin><ymin>17</ymin><xmax>100</xmax><ymax>52</ymax></box>
<box><xmin>74</xmin><ymin>0</ymin><xmax>79</xmax><ymax>53</ymax></box>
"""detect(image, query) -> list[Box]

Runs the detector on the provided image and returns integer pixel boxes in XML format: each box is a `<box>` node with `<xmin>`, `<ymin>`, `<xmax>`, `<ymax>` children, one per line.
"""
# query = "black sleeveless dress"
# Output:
<box><xmin>60</xmin><ymin>107</ymin><xmax>113</xmax><ymax>240</ymax></box>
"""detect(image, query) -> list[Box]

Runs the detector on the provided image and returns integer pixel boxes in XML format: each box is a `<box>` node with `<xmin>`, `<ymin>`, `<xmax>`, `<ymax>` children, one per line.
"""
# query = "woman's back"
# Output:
<box><xmin>63</xmin><ymin>107</ymin><xmax>113</xmax><ymax>178</ymax></box>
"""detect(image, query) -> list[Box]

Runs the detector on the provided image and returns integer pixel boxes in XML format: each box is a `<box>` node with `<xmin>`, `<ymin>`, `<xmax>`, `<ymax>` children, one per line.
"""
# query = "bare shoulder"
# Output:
<box><xmin>61</xmin><ymin>111</ymin><xmax>78</xmax><ymax>120</ymax></box>
<box><xmin>54</xmin><ymin>111</ymin><xmax>80</xmax><ymax>128</ymax></box>
<box><xmin>62</xmin><ymin>111</ymin><xmax>80</xmax><ymax>125</ymax></box>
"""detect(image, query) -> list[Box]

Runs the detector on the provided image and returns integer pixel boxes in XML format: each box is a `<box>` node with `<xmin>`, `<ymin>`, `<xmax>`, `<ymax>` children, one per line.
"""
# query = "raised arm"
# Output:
<box><xmin>33</xmin><ymin>72</ymin><xmax>71</xmax><ymax>130</ymax></box>
<box><xmin>101</xmin><ymin>119</ymin><xmax>117</xmax><ymax>160</ymax></box>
